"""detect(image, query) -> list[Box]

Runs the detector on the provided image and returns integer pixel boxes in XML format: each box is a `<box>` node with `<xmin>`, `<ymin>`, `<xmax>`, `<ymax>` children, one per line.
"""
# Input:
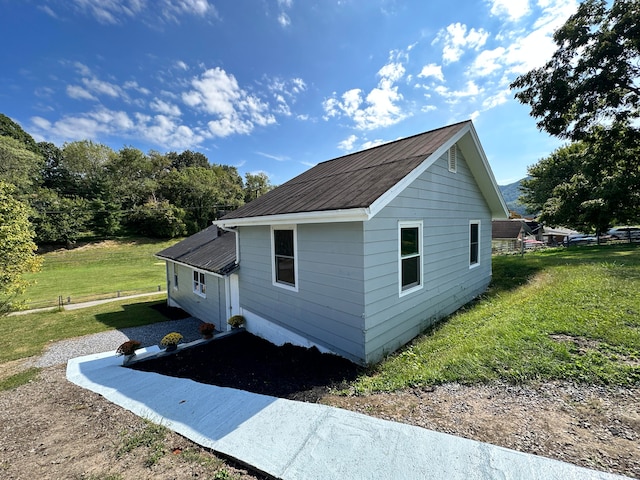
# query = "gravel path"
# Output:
<box><xmin>30</xmin><ymin>317</ymin><xmax>203</xmax><ymax>368</ymax></box>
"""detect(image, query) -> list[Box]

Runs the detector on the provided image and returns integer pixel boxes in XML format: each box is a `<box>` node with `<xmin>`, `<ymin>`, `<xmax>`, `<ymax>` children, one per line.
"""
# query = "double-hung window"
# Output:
<box><xmin>399</xmin><ymin>221</ymin><xmax>423</xmax><ymax>295</ymax></box>
<box><xmin>272</xmin><ymin>226</ymin><xmax>297</xmax><ymax>291</ymax></box>
<box><xmin>469</xmin><ymin>220</ymin><xmax>480</xmax><ymax>267</ymax></box>
<box><xmin>193</xmin><ymin>270</ymin><xmax>206</xmax><ymax>297</ymax></box>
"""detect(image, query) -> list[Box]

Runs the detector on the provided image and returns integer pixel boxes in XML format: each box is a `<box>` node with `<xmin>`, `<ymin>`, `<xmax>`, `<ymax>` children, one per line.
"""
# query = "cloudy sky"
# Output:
<box><xmin>1</xmin><ymin>0</ymin><xmax>578</xmax><ymax>185</ymax></box>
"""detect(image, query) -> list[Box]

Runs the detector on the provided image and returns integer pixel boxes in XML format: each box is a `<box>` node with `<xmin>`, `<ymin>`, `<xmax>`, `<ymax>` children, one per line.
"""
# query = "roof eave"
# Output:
<box><xmin>214</xmin><ymin>207</ymin><xmax>372</xmax><ymax>227</ymax></box>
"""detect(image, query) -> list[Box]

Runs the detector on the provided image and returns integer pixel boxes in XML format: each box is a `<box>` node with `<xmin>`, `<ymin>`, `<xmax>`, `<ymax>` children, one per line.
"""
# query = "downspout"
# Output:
<box><xmin>216</xmin><ymin>223</ymin><xmax>239</xmax><ymax>325</ymax></box>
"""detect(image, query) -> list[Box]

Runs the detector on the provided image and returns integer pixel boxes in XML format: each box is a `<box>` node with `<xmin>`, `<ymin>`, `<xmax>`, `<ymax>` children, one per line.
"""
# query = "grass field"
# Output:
<box><xmin>354</xmin><ymin>244</ymin><xmax>640</xmax><ymax>392</ymax></box>
<box><xmin>19</xmin><ymin>237</ymin><xmax>179</xmax><ymax>309</ymax></box>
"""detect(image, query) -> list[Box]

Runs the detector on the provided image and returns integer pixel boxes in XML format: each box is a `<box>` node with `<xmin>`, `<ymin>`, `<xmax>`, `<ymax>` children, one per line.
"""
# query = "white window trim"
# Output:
<box><xmin>398</xmin><ymin>220</ymin><xmax>424</xmax><ymax>297</ymax></box>
<box><xmin>469</xmin><ymin>220</ymin><xmax>480</xmax><ymax>269</ymax></box>
<box><xmin>271</xmin><ymin>225</ymin><xmax>299</xmax><ymax>292</ymax></box>
<box><xmin>448</xmin><ymin>145</ymin><xmax>457</xmax><ymax>173</ymax></box>
<box><xmin>192</xmin><ymin>269</ymin><xmax>206</xmax><ymax>297</ymax></box>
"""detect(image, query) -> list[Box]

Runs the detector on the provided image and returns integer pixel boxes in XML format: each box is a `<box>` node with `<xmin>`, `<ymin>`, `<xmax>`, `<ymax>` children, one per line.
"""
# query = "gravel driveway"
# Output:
<box><xmin>30</xmin><ymin>317</ymin><xmax>203</xmax><ymax>368</ymax></box>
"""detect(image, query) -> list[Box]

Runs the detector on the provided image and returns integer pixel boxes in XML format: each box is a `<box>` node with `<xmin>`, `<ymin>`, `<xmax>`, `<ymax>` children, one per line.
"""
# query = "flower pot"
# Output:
<box><xmin>122</xmin><ymin>353</ymin><xmax>135</xmax><ymax>365</ymax></box>
<box><xmin>165</xmin><ymin>344</ymin><xmax>177</xmax><ymax>352</ymax></box>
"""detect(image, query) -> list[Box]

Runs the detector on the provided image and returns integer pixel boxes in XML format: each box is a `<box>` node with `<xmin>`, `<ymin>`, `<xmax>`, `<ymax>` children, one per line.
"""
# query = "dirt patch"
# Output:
<box><xmin>0</xmin><ymin>366</ymin><xmax>267</xmax><ymax>480</ymax></box>
<box><xmin>2</xmin><ymin>333</ymin><xmax>639</xmax><ymax>479</ymax></box>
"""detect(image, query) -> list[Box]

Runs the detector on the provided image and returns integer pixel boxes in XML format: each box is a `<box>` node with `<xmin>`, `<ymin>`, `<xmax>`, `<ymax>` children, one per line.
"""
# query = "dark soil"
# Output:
<box><xmin>130</xmin><ymin>331</ymin><xmax>364</xmax><ymax>402</ymax></box>
<box><xmin>149</xmin><ymin>302</ymin><xmax>192</xmax><ymax>320</ymax></box>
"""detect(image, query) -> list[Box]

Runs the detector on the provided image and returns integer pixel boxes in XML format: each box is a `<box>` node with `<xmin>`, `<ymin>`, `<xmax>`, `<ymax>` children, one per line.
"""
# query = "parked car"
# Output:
<box><xmin>607</xmin><ymin>227</ymin><xmax>640</xmax><ymax>241</ymax></box>
<box><xmin>565</xmin><ymin>235</ymin><xmax>598</xmax><ymax>246</ymax></box>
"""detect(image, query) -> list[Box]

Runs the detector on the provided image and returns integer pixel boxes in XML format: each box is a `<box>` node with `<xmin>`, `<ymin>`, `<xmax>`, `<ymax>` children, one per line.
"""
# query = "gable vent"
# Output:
<box><xmin>448</xmin><ymin>145</ymin><xmax>457</xmax><ymax>173</ymax></box>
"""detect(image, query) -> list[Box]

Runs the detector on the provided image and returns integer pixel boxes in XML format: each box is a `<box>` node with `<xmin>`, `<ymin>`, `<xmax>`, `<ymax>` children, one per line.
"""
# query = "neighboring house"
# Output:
<box><xmin>157</xmin><ymin>120</ymin><xmax>508</xmax><ymax>365</ymax></box>
<box><xmin>491</xmin><ymin>219</ymin><xmax>543</xmax><ymax>253</ymax></box>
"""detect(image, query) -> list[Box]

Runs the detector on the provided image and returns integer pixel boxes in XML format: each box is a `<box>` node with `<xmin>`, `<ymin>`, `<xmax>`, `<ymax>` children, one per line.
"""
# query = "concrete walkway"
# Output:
<box><xmin>67</xmin><ymin>350</ymin><xmax>631</xmax><ymax>480</ymax></box>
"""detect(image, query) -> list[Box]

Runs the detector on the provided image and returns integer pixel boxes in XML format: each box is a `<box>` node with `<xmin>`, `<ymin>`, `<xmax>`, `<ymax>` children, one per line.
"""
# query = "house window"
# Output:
<box><xmin>399</xmin><ymin>221</ymin><xmax>423</xmax><ymax>295</ymax></box>
<box><xmin>173</xmin><ymin>264</ymin><xmax>179</xmax><ymax>290</ymax></box>
<box><xmin>193</xmin><ymin>270</ymin><xmax>206</xmax><ymax>297</ymax></box>
<box><xmin>448</xmin><ymin>145</ymin><xmax>457</xmax><ymax>173</ymax></box>
<box><xmin>470</xmin><ymin>220</ymin><xmax>480</xmax><ymax>267</ymax></box>
<box><xmin>272</xmin><ymin>226</ymin><xmax>297</xmax><ymax>291</ymax></box>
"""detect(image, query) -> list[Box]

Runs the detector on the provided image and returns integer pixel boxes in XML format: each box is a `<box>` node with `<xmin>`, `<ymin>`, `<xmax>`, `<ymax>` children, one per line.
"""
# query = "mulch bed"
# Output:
<box><xmin>130</xmin><ymin>331</ymin><xmax>364</xmax><ymax>402</ymax></box>
<box><xmin>149</xmin><ymin>303</ymin><xmax>192</xmax><ymax>320</ymax></box>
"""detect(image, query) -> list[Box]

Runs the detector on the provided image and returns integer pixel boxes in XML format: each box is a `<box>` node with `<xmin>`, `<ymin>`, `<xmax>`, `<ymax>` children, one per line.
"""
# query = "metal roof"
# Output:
<box><xmin>221</xmin><ymin>121</ymin><xmax>471</xmax><ymax>220</ymax></box>
<box><xmin>156</xmin><ymin>225</ymin><xmax>237</xmax><ymax>275</ymax></box>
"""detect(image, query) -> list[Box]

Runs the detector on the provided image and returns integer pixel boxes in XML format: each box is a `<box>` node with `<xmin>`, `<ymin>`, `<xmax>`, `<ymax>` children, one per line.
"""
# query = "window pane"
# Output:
<box><xmin>401</xmin><ymin>227</ymin><xmax>419</xmax><ymax>256</ymax></box>
<box><xmin>274</xmin><ymin>230</ymin><xmax>294</xmax><ymax>256</ymax></box>
<box><xmin>470</xmin><ymin>223</ymin><xmax>479</xmax><ymax>264</ymax></box>
<box><xmin>401</xmin><ymin>257</ymin><xmax>419</xmax><ymax>288</ymax></box>
<box><xmin>276</xmin><ymin>257</ymin><xmax>295</xmax><ymax>285</ymax></box>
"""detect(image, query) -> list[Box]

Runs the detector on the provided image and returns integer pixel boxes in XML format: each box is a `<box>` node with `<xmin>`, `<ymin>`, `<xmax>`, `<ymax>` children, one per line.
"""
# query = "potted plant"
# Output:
<box><xmin>227</xmin><ymin>315</ymin><xmax>245</xmax><ymax>329</ymax></box>
<box><xmin>160</xmin><ymin>332</ymin><xmax>183</xmax><ymax>352</ymax></box>
<box><xmin>198</xmin><ymin>322</ymin><xmax>216</xmax><ymax>339</ymax></box>
<box><xmin>116</xmin><ymin>340</ymin><xmax>141</xmax><ymax>364</ymax></box>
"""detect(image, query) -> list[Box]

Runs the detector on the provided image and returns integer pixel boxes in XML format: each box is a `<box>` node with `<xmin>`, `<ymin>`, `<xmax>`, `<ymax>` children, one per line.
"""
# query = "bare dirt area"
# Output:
<box><xmin>0</xmin><ymin>366</ymin><xmax>268</xmax><ymax>480</ymax></box>
<box><xmin>1</xmin><ymin>332</ymin><xmax>639</xmax><ymax>479</ymax></box>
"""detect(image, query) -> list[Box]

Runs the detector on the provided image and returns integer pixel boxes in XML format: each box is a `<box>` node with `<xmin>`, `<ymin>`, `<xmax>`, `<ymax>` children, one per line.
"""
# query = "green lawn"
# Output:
<box><xmin>0</xmin><ymin>295</ymin><xmax>168</xmax><ymax>364</ymax></box>
<box><xmin>19</xmin><ymin>237</ymin><xmax>179</xmax><ymax>309</ymax></box>
<box><xmin>354</xmin><ymin>244</ymin><xmax>640</xmax><ymax>392</ymax></box>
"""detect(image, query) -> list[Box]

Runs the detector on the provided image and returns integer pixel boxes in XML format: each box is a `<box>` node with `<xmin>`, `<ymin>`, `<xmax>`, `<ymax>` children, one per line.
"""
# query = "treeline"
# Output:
<box><xmin>0</xmin><ymin>113</ymin><xmax>272</xmax><ymax>246</ymax></box>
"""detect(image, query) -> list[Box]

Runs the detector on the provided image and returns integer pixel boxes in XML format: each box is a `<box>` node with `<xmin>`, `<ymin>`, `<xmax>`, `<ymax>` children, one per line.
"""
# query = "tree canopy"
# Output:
<box><xmin>0</xmin><ymin>182</ymin><xmax>40</xmax><ymax>315</ymax></box>
<box><xmin>0</xmin><ymin>113</ymin><xmax>272</xmax><ymax>244</ymax></box>
<box><xmin>511</xmin><ymin>0</ymin><xmax>640</xmax><ymax>231</ymax></box>
<box><xmin>511</xmin><ymin>0</ymin><xmax>640</xmax><ymax>141</ymax></box>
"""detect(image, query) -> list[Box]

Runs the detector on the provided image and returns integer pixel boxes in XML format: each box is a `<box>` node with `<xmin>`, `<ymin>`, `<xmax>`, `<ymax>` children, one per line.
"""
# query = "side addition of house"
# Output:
<box><xmin>157</xmin><ymin>120</ymin><xmax>509</xmax><ymax>365</ymax></box>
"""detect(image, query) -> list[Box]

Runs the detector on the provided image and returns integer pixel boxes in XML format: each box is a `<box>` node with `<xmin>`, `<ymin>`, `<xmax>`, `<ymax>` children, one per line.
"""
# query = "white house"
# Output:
<box><xmin>157</xmin><ymin>120</ymin><xmax>508</xmax><ymax>364</ymax></box>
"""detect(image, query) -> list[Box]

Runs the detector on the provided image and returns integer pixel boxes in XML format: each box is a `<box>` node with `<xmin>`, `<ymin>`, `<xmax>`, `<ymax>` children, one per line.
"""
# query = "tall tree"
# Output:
<box><xmin>0</xmin><ymin>113</ymin><xmax>40</xmax><ymax>154</ymax></box>
<box><xmin>511</xmin><ymin>0</ymin><xmax>640</xmax><ymax>141</ymax></box>
<box><xmin>166</xmin><ymin>150</ymin><xmax>210</xmax><ymax>170</ymax></box>
<box><xmin>244</xmin><ymin>172</ymin><xmax>273</xmax><ymax>202</ymax></box>
<box><xmin>160</xmin><ymin>166</ymin><xmax>244</xmax><ymax>233</ymax></box>
<box><xmin>511</xmin><ymin>0</ymin><xmax>640</xmax><ymax>230</ymax></box>
<box><xmin>0</xmin><ymin>136</ymin><xmax>44</xmax><ymax>194</ymax></box>
<box><xmin>61</xmin><ymin>140</ymin><xmax>115</xmax><ymax>197</ymax></box>
<box><xmin>0</xmin><ymin>182</ymin><xmax>41</xmax><ymax>315</ymax></box>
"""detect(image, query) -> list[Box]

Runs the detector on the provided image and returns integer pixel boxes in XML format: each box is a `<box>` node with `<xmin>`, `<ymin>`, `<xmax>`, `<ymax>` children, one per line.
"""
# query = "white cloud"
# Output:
<box><xmin>124</xmin><ymin>80</ymin><xmax>151</xmax><ymax>95</ymax></box>
<box><xmin>150</xmin><ymin>98</ymin><xmax>181</xmax><ymax>116</ymax></box>
<box><xmin>176</xmin><ymin>60</ymin><xmax>189</xmax><ymax>70</ymax></box>
<box><xmin>278</xmin><ymin>13</ymin><xmax>291</xmax><ymax>27</ymax></box>
<box><xmin>417</xmin><ymin>63</ymin><xmax>444</xmax><ymax>82</ymax></box>
<box><xmin>482</xmin><ymin>88</ymin><xmax>510</xmax><ymax>109</ymax></box>
<box><xmin>434</xmin><ymin>80</ymin><xmax>482</xmax><ymax>103</ymax></box>
<box><xmin>435</xmin><ymin>23</ymin><xmax>489</xmax><ymax>64</ymax></box>
<box><xmin>64</xmin><ymin>0</ymin><xmax>217</xmax><ymax>24</ymax></box>
<box><xmin>338</xmin><ymin>134</ymin><xmax>358</xmax><ymax>152</ymax></box>
<box><xmin>489</xmin><ymin>0</ymin><xmax>530</xmax><ymax>21</ymax></box>
<box><xmin>469</xmin><ymin>47</ymin><xmax>506</xmax><ymax>76</ymax></box>
<box><xmin>182</xmin><ymin>69</ymin><xmax>279</xmax><ymax>136</ymax></box>
<box><xmin>82</xmin><ymin>77</ymin><xmax>122</xmax><ymax>98</ymax></box>
<box><xmin>502</xmin><ymin>0</ymin><xmax>578</xmax><ymax>74</ymax></box>
<box><xmin>322</xmin><ymin>54</ymin><xmax>409</xmax><ymax>130</ymax></box>
<box><xmin>66</xmin><ymin>85</ymin><xmax>97</xmax><ymax>101</ymax></box>
<box><xmin>256</xmin><ymin>151</ymin><xmax>289</xmax><ymax>162</ymax></box>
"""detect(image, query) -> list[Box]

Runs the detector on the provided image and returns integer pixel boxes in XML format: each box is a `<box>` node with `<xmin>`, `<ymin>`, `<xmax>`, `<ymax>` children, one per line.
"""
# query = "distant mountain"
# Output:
<box><xmin>498</xmin><ymin>178</ymin><xmax>529</xmax><ymax>216</ymax></box>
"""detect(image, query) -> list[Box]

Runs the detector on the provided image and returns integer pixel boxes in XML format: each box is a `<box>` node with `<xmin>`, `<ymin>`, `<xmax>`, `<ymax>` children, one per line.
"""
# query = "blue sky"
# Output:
<box><xmin>1</xmin><ymin>0</ymin><xmax>578</xmax><ymax>186</ymax></box>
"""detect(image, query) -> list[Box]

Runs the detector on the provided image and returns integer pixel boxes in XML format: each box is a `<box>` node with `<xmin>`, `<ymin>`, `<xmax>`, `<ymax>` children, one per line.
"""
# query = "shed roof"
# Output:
<box><xmin>218</xmin><ymin>120</ymin><xmax>507</xmax><ymax>227</ymax></box>
<box><xmin>156</xmin><ymin>225</ymin><xmax>236</xmax><ymax>276</ymax></box>
<box><xmin>491</xmin><ymin>219</ymin><xmax>537</xmax><ymax>239</ymax></box>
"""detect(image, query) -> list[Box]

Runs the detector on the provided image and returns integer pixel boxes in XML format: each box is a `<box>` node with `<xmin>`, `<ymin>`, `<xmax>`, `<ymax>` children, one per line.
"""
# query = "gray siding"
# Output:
<box><xmin>237</xmin><ymin>223</ymin><xmax>366</xmax><ymax>362</ymax></box>
<box><xmin>166</xmin><ymin>262</ymin><xmax>228</xmax><ymax>330</ymax></box>
<box><xmin>363</xmin><ymin>147</ymin><xmax>493</xmax><ymax>363</ymax></box>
